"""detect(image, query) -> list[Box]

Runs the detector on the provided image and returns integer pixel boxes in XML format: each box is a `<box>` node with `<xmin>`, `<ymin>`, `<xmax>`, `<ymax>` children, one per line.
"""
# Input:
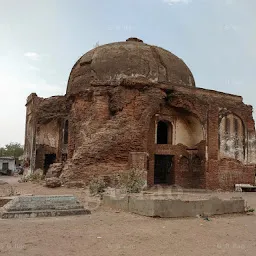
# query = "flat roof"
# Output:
<box><xmin>0</xmin><ymin>157</ymin><xmax>15</xmax><ymax>160</ymax></box>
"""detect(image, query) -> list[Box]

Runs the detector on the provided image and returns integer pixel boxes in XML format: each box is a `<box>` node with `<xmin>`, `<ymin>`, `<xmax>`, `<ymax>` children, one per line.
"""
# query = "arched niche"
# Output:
<box><xmin>175</xmin><ymin>114</ymin><xmax>204</xmax><ymax>148</ymax></box>
<box><xmin>219</xmin><ymin>113</ymin><xmax>246</xmax><ymax>161</ymax></box>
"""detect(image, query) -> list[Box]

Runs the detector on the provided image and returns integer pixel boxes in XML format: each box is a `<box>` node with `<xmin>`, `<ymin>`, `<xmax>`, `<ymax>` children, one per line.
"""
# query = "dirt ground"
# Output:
<box><xmin>0</xmin><ymin>176</ymin><xmax>256</xmax><ymax>256</ymax></box>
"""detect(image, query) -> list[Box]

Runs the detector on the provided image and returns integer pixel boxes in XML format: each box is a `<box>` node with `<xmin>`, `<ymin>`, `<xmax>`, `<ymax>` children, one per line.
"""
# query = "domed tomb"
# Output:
<box><xmin>24</xmin><ymin>37</ymin><xmax>256</xmax><ymax>191</ymax></box>
<box><xmin>66</xmin><ymin>38</ymin><xmax>195</xmax><ymax>95</ymax></box>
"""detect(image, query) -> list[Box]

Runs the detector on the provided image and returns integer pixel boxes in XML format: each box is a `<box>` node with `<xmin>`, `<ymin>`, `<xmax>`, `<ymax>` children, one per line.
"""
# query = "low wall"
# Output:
<box><xmin>103</xmin><ymin>194</ymin><xmax>245</xmax><ymax>218</ymax></box>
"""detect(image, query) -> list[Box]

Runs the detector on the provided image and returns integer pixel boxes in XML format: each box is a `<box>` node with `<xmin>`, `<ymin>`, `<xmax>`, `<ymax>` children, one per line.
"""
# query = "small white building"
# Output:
<box><xmin>0</xmin><ymin>157</ymin><xmax>16</xmax><ymax>175</ymax></box>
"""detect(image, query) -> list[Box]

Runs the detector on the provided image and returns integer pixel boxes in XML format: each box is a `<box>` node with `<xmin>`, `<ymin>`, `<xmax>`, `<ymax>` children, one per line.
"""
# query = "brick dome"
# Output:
<box><xmin>66</xmin><ymin>38</ymin><xmax>195</xmax><ymax>95</ymax></box>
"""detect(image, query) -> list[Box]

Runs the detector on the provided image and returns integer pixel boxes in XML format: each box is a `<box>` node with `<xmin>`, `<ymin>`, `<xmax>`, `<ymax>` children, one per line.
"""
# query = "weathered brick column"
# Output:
<box><xmin>205</xmin><ymin>106</ymin><xmax>219</xmax><ymax>189</ymax></box>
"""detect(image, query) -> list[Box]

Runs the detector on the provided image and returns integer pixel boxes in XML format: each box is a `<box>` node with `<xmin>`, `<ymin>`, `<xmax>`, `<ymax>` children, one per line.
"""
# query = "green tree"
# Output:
<box><xmin>0</xmin><ymin>142</ymin><xmax>24</xmax><ymax>159</ymax></box>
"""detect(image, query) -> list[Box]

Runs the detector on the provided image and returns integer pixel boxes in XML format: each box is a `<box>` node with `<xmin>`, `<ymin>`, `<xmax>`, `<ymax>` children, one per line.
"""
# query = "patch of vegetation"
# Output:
<box><xmin>118</xmin><ymin>168</ymin><xmax>146</xmax><ymax>193</ymax></box>
<box><xmin>19</xmin><ymin>170</ymin><xmax>44</xmax><ymax>183</ymax></box>
<box><xmin>245</xmin><ymin>203</ymin><xmax>255</xmax><ymax>213</ymax></box>
<box><xmin>89</xmin><ymin>176</ymin><xmax>106</xmax><ymax>196</ymax></box>
<box><xmin>88</xmin><ymin>169</ymin><xmax>146</xmax><ymax>196</ymax></box>
<box><xmin>245</xmin><ymin>206</ymin><xmax>255</xmax><ymax>213</ymax></box>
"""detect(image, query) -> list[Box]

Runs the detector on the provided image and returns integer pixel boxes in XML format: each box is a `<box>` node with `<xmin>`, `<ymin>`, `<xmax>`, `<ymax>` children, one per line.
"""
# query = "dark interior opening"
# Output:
<box><xmin>64</xmin><ymin>120</ymin><xmax>69</xmax><ymax>144</ymax></box>
<box><xmin>154</xmin><ymin>154</ymin><xmax>173</xmax><ymax>184</ymax></box>
<box><xmin>157</xmin><ymin>121</ymin><xmax>169</xmax><ymax>144</ymax></box>
<box><xmin>62</xmin><ymin>153</ymin><xmax>67</xmax><ymax>162</ymax></box>
<box><xmin>44</xmin><ymin>154</ymin><xmax>56</xmax><ymax>173</ymax></box>
<box><xmin>2</xmin><ymin>163</ymin><xmax>9</xmax><ymax>171</ymax></box>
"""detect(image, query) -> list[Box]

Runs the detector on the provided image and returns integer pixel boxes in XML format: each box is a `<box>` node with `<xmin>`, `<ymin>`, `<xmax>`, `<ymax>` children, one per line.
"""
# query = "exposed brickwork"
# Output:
<box><xmin>128</xmin><ymin>152</ymin><xmax>148</xmax><ymax>170</ymax></box>
<box><xmin>24</xmin><ymin>39</ymin><xmax>256</xmax><ymax>190</ymax></box>
<box><xmin>175</xmin><ymin>155</ymin><xmax>205</xmax><ymax>189</ymax></box>
<box><xmin>207</xmin><ymin>106</ymin><xmax>219</xmax><ymax>160</ymax></box>
<box><xmin>218</xmin><ymin>159</ymin><xmax>255</xmax><ymax>190</ymax></box>
<box><xmin>35</xmin><ymin>144</ymin><xmax>57</xmax><ymax>171</ymax></box>
<box><xmin>206</xmin><ymin>159</ymin><xmax>255</xmax><ymax>190</ymax></box>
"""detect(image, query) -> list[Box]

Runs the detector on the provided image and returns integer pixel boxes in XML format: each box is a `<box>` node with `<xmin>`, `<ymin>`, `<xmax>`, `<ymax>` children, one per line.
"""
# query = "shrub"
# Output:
<box><xmin>247</xmin><ymin>208</ymin><xmax>255</xmax><ymax>213</ymax></box>
<box><xmin>118</xmin><ymin>168</ymin><xmax>146</xmax><ymax>193</ymax></box>
<box><xmin>89</xmin><ymin>176</ymin><xmax>106</xmax><ymax>196</ymax></box>
<box><xmin>245</xmin><ymin>205</ymin><xmax>255</xmax><ymax>213</ymax></box>
<box><xmin>19</xmin><ymin>169</ymin><xmax>44</xmax><ymax>183</ymax></box>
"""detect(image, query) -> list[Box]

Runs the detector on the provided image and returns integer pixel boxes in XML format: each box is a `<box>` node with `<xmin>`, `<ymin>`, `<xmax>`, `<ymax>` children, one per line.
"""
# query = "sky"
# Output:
<box><xmin>0</xmin><ymin>0</ymin><xmax>256</xmax><ymax>146</ymax></box>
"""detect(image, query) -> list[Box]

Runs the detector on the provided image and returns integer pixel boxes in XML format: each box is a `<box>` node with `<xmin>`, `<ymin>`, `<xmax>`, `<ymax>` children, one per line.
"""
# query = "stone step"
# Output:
<box><xmin>0</xmin><ymin>195</ymin><xmax>91</xmax><ymax>219</ymax></box>
<box><xmin>1</xmin><ymin>209</ymin><xmax>90</xmax><ymax>219</ymax></box>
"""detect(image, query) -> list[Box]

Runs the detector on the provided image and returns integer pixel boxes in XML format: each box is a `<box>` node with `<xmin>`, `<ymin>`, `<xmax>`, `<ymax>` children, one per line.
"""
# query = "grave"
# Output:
<box><xmin>0</xmin><ymin>195</ymin><xmax>90</xmax><ymax>219</ymax></box>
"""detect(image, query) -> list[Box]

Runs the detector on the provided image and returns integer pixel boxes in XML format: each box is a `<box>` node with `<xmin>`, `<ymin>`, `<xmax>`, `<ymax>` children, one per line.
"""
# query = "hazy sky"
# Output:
<box><xmin>0</xmin><ymin>0</ymin><xmax>255</xmax><ymax>146</ymax></box>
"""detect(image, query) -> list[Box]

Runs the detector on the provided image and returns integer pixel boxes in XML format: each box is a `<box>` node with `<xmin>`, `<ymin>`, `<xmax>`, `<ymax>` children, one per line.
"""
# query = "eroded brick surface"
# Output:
<box><xmin>24</xmin><ymin>38</ymin><xmax>256</xmax><ymax>190</ymax></box>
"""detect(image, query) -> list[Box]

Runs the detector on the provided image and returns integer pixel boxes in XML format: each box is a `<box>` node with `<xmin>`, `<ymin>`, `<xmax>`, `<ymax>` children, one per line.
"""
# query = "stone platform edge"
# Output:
<box><xmin>0</xmin><ymin>195</ymin><xmax>91</xmax><ymax>219</ymax></box>
<box><xmin>102</xmin><ymin>195</ymin><xmax>245</xmax><ymax>218</ymax></box>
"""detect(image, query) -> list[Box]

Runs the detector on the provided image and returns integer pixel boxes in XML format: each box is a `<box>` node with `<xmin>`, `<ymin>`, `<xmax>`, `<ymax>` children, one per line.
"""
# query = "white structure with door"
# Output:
<box><xmin>0</xmin><ymin>157</ymin><xmax>16</xmax><ymax>174</ymax></box>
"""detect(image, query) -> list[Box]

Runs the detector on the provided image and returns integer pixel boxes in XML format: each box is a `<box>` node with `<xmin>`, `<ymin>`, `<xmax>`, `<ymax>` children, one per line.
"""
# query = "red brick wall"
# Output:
<box><xmin>128</xmin><ymin>152</ymin><xmax>148</xmax><ymax>170</ymax></box>
<box><xmin>207</xmin><ymin>106</ymin><xmax>219</xmax><ymax>160</ymax></box>
<box><xmin>217</xmin><ymin>159</ymin><xmax>255</xmax><ymax>190</ymax></box>
<box><xmin>32</xmin><ymin>81</ymin><xmax>255</xmax><ymax>188</ymax></box>
<box><xmin>205</xmin><ymin>159</ymin><xmax>219</xmax><ymax>189</ymax></box>
<box><xmin>175</xmin><ymin>155</ymin><xmax>206</xmax><ymax>188</ymax></box>
<box><xmin>146</xmin><ymin>109</ymin><xmax>206</xmax><ymax>188</ymax></box>
<box><xmin>205</xmin><ymin>159</ymin><xmax>255</xmax><ymax>190</ymax></box>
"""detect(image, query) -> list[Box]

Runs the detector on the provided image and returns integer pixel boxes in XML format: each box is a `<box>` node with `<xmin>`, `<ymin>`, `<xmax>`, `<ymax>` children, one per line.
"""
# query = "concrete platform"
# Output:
<box><xmin>103</xmin><ymin>193</ymin><xmax>245</xmax><ymax>218</ymax></box>
<box><xmin>0</xmin><ymin>195</ymin><xmax>91</xmax><ymax>219</ymax></box>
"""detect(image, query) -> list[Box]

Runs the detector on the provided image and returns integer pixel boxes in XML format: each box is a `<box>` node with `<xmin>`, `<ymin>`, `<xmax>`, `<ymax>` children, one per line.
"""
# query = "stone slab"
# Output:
<box><xmin>103</xmin><ymin>194</ymin><xmax>245</xmax><ymax>218</ymax></box>
<box><xmin>0</xmin><ymin>195</ymin><xmax>91</xmax><ymax>219</ymax></box>
<box><xmin>0</xmin><ymin>196</ymin><xmax>15</xmax><ymax>207</ymax></box>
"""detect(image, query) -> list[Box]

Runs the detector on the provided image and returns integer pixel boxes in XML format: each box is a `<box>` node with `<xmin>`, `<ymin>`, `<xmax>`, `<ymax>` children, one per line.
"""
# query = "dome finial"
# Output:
<box><xmin>126</xmin><ymin>37</ymin><xmax>143</xmax><ymax>43</ymax></box>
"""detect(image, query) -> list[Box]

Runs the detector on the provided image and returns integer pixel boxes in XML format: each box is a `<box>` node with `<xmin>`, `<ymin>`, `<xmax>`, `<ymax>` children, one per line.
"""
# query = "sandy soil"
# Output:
<box><xmin>0</xmin><ymin>176</ymin><xmax>256</xmax><ymax>256</ymax></box>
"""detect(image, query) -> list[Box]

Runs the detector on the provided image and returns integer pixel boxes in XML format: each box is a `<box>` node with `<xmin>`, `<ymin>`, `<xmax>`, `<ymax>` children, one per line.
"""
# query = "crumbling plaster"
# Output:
<box><xmin>23</xmin><ymin>38</ymin><xmax>256</xmax><ymax>190</ymax></box>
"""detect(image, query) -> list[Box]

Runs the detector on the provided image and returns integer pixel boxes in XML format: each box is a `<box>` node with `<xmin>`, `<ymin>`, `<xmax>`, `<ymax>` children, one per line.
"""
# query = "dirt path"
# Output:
<box><xmin>0</xmin><ymin>177</ymin><xmax>255</xmax><ymax>256</ymax></box>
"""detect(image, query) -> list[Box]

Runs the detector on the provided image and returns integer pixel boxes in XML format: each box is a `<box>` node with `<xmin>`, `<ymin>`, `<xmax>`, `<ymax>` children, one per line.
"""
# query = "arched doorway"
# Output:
<box><xmin>154</xmin><ymin>120</ymin><xmax>174</xmax><ymax>184</ymax></box>
<box><xmin>156</xmin><ymin>121</ymin><xmax>172</xmax><ymax>144</ymax></box>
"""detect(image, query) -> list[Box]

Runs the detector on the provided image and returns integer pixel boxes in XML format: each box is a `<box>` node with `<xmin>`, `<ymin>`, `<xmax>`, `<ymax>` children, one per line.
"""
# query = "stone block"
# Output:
<box><xmin>45</xmin><ymin>177</ymin><xmax>61</xmax><ymax>188</ymax></box>
<box><xmin>0</xmin><ymin>195</ymin><xmax>91</xmax><ymax>219</ymax></box>
<box><xmin>103</xmin><ymin>194</ymin><xmax>245</xmax><ymax>218</ymax></box>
